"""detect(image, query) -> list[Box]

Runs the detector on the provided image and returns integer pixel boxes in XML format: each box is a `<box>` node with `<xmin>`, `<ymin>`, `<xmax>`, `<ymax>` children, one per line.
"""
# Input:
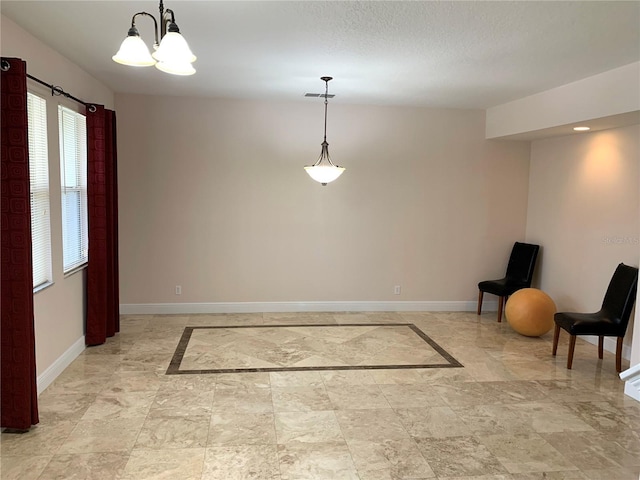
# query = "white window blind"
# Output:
<box><xmin>27</xmin><ymin>92</ymin><xmax>52</xmax><ymax>289</ymax></box>
<box><xmin>58</xmin><ymin>106</ymin><xmax>88</xmax><ymax>273</ymax></box>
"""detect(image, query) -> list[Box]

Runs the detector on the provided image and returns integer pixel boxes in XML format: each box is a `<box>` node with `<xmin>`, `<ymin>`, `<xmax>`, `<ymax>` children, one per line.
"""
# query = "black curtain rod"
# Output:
<box><xmin>1</xmin><ymin>58</ymin><xmax>97</xmax><ymax>113</ymax></box>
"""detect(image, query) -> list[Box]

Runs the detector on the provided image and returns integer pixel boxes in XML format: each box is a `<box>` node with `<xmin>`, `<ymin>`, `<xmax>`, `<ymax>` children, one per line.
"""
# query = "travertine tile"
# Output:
<box><xmin>1</xmin><ymin>421</ymin><xmax>77</xmax><ymax>456</ymax></box>
<box><xmin>149</xmin><ymin>389</ymin><xmax>214</xmax><ymax>417</ymax></box>
<box><xmin>452</xmin><ymin>404</ymin><xmax>532</xmax><ymax>435</ymax></box>
<box><xmin>275</xmin><ymin>410</ymin><xmax>344</xmax><ymax>444</ymax></box>
<box><xmin>378</xmin><ymin>383</ymin><xmax>447</xmax><ymax>408</ymax></box>
<box><xmin>101</xmin><ymin>371</ymin><xmax>165</xmax><ymax>394</ymax></box>
<box><xmin>326</xmin><ymin>384</ymin><xmax>391</xmax><ymax>410</ymax></box>
<box><xmin>272</xmin><ymin>386</ymin><xmax>333</xmax><ymax>412</ymax></box>
<box><xmin>506</xmin><ymin>402</ymin><xmax>595</xmax><ymax>433</ymax></box>
<box><xmin>395</xmin><ymin>406</ymin><xmax>471</xmax><ymax>438</ymax></box>
<box><xmin>479</xmin><ymin>433</ymin><xmax>579</xmax><ymax>474</ymax></box>
<box><xmin>347</xmin><ymin>437</ymin><xmax>435</xmax><ymax>478</ymax></box>
<box><xmin>542</xmin><ymin>430</ymin><xmax>640</xmax><ymax>469</ymax></box>
<box><xmin>209</xmin><ymin>412</ymin><xmax>276</xmax><ymax>445</ymax></box>
<box><xmin>36</xmin><ymin>452</ymin><xmax>128</xmax><ymax>479</ymax></box>
<box><xmin>212</xmin><ymin>385</ymin><xmax>273</xmax><ymax>413</ymax></box>
<box><xmin>120</xmin><ymin>447</ymin><xmax>205</xmax><ymax>480</ymax></box>
<box><xmin>58</xmin><ymin>418</ymin><xmax>145</xmax><ymax>454</ymax></box>
<box><xmin>414</xmin><ymin>436</ymin><xmax>507</xmax><ymax>477</ymax></box>
<box><xmin>0</xmin><ymin>455</ymin><xmax>51</xmax><ymax>479</ymax></box>
<box><xmin>270</xmin><ymin>371</ymin><xmax>324</xmax><ymax>387</ymax></box>
<box><xmin>370</xmin><ymin>367</ymin><xmax>470</xmax><ymax>385</ymax></box>
<box><xmin>203</xmin><ymin>444</ymin><xmax>280</xmax><ymax>479</ymax></box>
<box><xmin>38</xmin><ymin>392</ymin><xmax>98</xmax><ymax>422</ymax></box>
<box><xmin>160</xmin><ymin>373</ymin><xmax>218</xmax><ymax>391</ymax></box>
<box><xmin>212</xmin><ymin>372</ymin><xmax>270</xmax><ymax>388</ymax></box>
<box><xmin>277</xmin><ymin>441</ymin><xmax>359</xmax><ymax>480</ymax></box>
<box><xmin>320</xmin><ymin>370</ymin><xmax>377</xmax><ymax>386</ymax></box>
<box><xmin>135</xmin><ymin>416</ymin><xmax>209</xmax><ymax>449</ymax></box>
<box><xmin>81</xmin><ymin>391</ymin><xmax>155</xmax><ymax>420</ymax></box>
<box><xmin>509</xmin><ymin>471</ymin><xmax>588</xmax><ymax>479</ymax></box>
<box><xmin>335</xmin><ymin>409</ymin><xmax>410</xmax><ymax>441</ymax></box>
<box><xmin>581</xmin><ymin>466</ymin><xmax>640</xmax><ymax>479</ymax></box>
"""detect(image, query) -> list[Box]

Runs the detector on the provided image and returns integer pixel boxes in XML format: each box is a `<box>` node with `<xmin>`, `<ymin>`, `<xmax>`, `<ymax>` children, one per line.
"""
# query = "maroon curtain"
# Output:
<box><xmin>86</xmin><ymin>106</ymin><xmax>120</xmax><ymax>346</ymax></box>
<box><xmin>1</xmin><ymin>57</ymin><xmax>39</xmax><ymax>430</ymax></box>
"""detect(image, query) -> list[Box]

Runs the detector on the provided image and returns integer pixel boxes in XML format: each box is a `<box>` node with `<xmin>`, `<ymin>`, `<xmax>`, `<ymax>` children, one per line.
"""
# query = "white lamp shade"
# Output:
<box><xmin>152</xmin><ymin>32</ymin><xmax>197</xmax><ymax>63</ymax></box>
<box><xmin>304</xmin><ymin>165</ymin><xmax>345</xmax><ymax>185</ymax></box>
<box><xmin>112</xmin><ymin>35</ymin><xmax>156</xmax><ymax>66</ymax></box>
<box><xmin>155</xmin><ymin>60</ymin><xmax>196</xmax><ymax>76</ymax></box>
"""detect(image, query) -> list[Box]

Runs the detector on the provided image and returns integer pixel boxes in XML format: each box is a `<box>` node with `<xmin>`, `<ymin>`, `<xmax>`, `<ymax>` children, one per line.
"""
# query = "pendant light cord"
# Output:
<box><xmin>323</xmin><ymin>78</ymin><xmax>329</xmax><ymax>143</ymax></box>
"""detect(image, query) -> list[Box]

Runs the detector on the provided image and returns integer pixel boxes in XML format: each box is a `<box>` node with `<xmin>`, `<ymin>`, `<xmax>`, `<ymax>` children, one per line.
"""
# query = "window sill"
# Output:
<box><xmin>34</xmin><ymin>281</ymin><xmax>54</xmax><ymax>294</ymax></box>
<box><xmin>64</xmin><ymin>263</ymin><xmax>87</xmax><ymax>278</ymax></box>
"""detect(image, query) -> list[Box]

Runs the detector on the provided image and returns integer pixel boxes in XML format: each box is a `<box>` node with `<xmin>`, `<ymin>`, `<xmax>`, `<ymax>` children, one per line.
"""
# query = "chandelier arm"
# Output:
<box><xmin>132</xmin><ymin>12</ymin><xmax>159</xmax><ymax>47</ymax></box>
<box><xmin>162</xmin><ymin>9</ymin><xmax>178</xmax><ymax>37</ymax></box>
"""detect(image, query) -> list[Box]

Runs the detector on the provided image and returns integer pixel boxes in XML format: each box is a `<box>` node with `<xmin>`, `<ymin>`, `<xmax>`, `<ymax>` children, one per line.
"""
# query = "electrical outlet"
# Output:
<box><xmin>175</xmin><ymin>285</ymin><xmax>182</xmax><ymax>295</ymax></box>
<box><xmin>394</xmin><ymin>285</ymin><xmax>401</xmax><ymax>295</ymax></box>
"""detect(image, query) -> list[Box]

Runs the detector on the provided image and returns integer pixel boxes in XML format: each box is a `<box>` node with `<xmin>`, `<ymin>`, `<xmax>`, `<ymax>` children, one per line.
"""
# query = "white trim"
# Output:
<box><xmin>582</xmin><ymin>335</ymin><xmax>632</xmax><ymax>361</ymax></box>
<box><xmin>620</xmin><ymin>364</ymin><xmax>640</xmax><ymax>402</ymax></box>
<box><xmin>37</xmin><ymin>336</ymin><xmax>85</xmax><ymax>395</ymax></box>
<box><xmin>120</xmin><ymin>300</ymin><xmax>498</xmax><ymax>315</ymax></box>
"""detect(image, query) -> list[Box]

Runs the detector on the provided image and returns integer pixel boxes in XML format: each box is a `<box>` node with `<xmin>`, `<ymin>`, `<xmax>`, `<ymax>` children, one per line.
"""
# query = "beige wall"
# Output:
<box><xmin>1</xmin><ymin>16</ymin><xmax>114</xmax><ymax>376</ymax></box>
<box><xmin>526</xmin><ymin>125</ymin><xmax>640</xmax><ymax>353</ymax></box>
<box><xmin>116</xmin><ymin>93</ymin><xmax>530</xmax><ymax>307</ymax></box>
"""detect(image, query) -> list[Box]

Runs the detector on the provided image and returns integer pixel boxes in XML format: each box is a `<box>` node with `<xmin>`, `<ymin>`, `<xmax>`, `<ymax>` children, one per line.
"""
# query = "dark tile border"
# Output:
<box><xmin>166</xmin><ymin>323</ymin><xmax>463</xmax><ymax>375</ymax></box>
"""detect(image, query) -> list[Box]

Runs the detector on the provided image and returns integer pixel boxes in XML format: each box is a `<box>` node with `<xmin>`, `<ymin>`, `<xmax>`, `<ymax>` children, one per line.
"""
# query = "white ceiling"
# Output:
<box><xmin>2</xmin><ymin>1</ymin><xmax>639</xmax><ymax>109</ymax></box>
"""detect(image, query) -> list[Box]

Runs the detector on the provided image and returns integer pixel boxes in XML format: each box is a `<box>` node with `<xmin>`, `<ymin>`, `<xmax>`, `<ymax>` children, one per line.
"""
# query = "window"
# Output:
<box><xmin>27</xmin><ymin>92</ymin><xmax>52</xmax><ymax>289</ymax></box>
<box><xmin>58</xmin><ymin>105</ymin><xmax>88</xmax><ymax>273</ymax></box>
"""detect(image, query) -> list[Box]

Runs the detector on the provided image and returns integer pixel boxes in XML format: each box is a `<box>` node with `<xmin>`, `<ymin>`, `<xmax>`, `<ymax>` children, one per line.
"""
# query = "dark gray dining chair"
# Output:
<box><xmin>552</xmin><ymin>263</ymin><xmax>638</xmax><ymax>373</ymax></box>
<box><xmin>477</xmin><ymin>242</ymin><xmax>540</xmax><ymax>322</ymax></box>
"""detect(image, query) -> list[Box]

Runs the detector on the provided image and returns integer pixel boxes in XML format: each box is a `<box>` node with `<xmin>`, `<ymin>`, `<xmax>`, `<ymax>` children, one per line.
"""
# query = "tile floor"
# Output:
<box><xmin>1</xmin><ymin>311</ymin><xmax>639</xmax><ymax>480</ymax></box>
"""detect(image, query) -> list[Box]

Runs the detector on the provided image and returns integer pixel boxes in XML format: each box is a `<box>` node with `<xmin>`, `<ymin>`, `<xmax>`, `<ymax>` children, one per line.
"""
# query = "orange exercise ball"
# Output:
<box><xmin>505</xmin><ymin>288</ymin><xmax>556</xmax><ymax>337</ymax></box>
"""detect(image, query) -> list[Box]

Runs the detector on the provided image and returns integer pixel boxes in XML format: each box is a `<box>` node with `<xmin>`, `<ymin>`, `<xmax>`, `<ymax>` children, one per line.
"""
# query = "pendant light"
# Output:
<box><xmin>304</xmin><ymin>77</ymin><xmax>345</xmax><ymax>186</ymax></box>
<box><xmin>112</xmin><ymin>0</ymin><xmax>196</xmax><ymax>76</ymax></box>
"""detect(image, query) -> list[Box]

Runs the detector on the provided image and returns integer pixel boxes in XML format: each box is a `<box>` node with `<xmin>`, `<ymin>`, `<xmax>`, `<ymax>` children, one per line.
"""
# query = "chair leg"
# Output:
<box><xmin>616</xmin><ymin>337</ymin><xmax>624</xmax><ymax>373</ymax></box>
<box><xmin>598</xmin><ymin>336</ymin><xmax>604</xmax><ymax>359</ymax></box>
<box><xmin>477</xmin><ymin>290</ymin><xmax>483</xmax><ymax>315</ymax></box>
<box><xmin>497</xmin><ymin>296</ymin><xmax>505</xmax><ymax>323</ymax></box>
<box><xmin>552</xmin><ymin>324</ymin><xmax>560</xmax><ymax>356</ymax></box>
<box><xmin>567</xmin><ymin>335</ymin><xmax>576</xmax><ymax>369</ymax></box>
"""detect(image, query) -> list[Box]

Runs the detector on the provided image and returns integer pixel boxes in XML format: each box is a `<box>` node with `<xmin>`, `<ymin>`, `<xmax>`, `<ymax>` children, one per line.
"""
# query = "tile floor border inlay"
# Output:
<box><xmin>166</xmin><ymin>323</ymin><xmax>463</xmax><ymax>375</ymax></box>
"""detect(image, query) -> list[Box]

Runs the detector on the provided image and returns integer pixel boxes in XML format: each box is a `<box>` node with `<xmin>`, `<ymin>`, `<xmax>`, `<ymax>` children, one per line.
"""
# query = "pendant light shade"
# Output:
<box><xmin>304</xmin><ymin>142</ymin><xmax>345</xmax><ymax>185</ymax></box>
<box><xmin>304</xmin><ymin>77</ymin><xmax>345</xmax><ymax>186</ymax></box>
<box><xmin>152</xmin><ymin>30</ymin><xmax>197</xmax><ymax>64</ymax></box>
<box><xmin>112</xmin><ymin>28</ymin><xmax>156</xmax><ymax>66</ymax></box>
<box><xmin>155</xmin><ymin>60</ymin><xmax>196</xmax><ymax>76</ymax></box>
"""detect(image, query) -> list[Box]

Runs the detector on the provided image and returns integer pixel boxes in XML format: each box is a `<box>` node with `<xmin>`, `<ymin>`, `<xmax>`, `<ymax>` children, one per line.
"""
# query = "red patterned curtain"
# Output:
<box><xmin>86</xmin><ymin>106</ymin><xmax>120</xmax><ymax>346</ymax></box>
<box><xmin>1</xmin><ymin>57</ymin><xmax>39</xmax><ymax>430</ymax></box>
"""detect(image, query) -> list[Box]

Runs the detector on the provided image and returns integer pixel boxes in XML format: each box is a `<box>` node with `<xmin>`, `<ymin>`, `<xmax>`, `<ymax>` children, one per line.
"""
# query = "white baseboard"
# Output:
<box><xmin>120</xmin><ymin>300</ymin><xmax>498</xmax><ymax>315</ymax></box>
<box><xmin>581</xmin><ymin>335</ymin><xmax>632</xmax><ymax>361</ymax></box>
<box><xmin>620</xmin><ymin>364</ymin><xmax>640</xmax><ymax>402</ymax></box>
<box><xmin>37</xmin><ymin>336</ymin><xmax>85</xmax><ymax>395</ymax></box>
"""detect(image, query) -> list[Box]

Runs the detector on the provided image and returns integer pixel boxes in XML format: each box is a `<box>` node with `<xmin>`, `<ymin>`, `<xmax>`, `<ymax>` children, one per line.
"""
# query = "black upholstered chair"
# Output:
<box><xmin>552</xmin><ymin>263</ymin><xmax>638</xmax><ymax>373</ymax></box>
<box><xmin>477</xmin><ymin>242</ymin><xmax>540</xmax><ymax>323</ymax></box>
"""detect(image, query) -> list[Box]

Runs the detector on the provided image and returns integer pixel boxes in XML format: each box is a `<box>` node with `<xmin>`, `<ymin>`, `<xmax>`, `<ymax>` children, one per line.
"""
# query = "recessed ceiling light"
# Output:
<box><xmin>573</xmin><ymin>126</ymin><xmax>590</xmax><ymax>131</ymax></box>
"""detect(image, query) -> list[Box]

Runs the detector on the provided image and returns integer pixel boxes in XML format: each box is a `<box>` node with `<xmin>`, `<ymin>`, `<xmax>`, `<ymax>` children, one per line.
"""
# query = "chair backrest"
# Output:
<box><xmin>505</xmin><ymin>242</ymin><xmax>540</xmax><ymax>285</ymax></box>
<box><xmin>601</xmin><ymin>263</ymin><xmax>638</xmax><ymax>327</ymax></box>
